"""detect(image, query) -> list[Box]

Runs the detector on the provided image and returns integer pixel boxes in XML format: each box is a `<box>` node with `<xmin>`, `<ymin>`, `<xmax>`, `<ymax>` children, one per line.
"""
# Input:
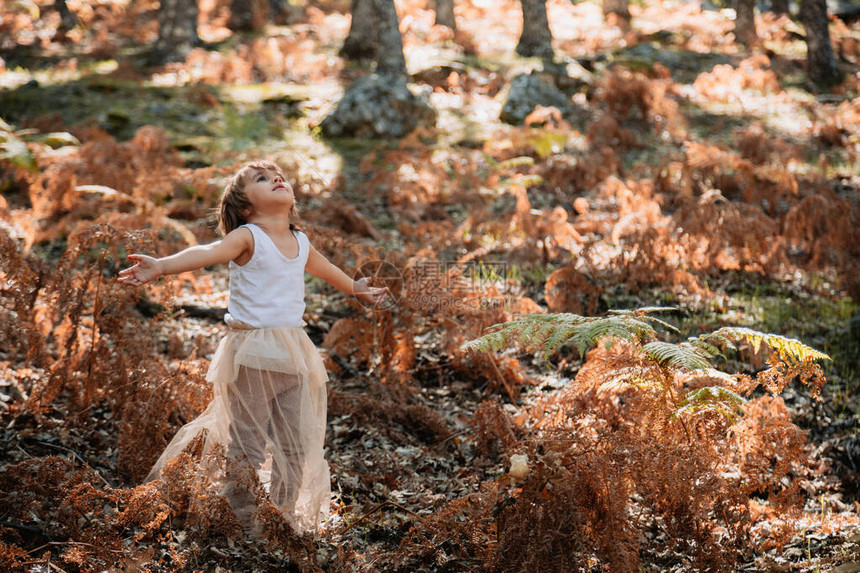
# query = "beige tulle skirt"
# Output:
<box><xmin>146</xmin><ymin>324</ymin><xmax>330</xmax><ymax>534</ymax></box>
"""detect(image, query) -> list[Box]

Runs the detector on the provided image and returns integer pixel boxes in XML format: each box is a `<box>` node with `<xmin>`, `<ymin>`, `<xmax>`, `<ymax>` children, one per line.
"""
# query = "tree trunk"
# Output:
<box><xmin>517</xmin><ymin>0</ymin><xmax>553</xmax><ymax>58</ymax></box>
<box><xmin>324</xmin><ymin>0</ymin><xmax>430</xmax><ymax>138</ymax></box>
<box><xmin>373</xmin><ymin>0</ymin><xmax>407</xmax><ymax>77</ymax></box>
<box><xmin>770</xmin><ymin>0</ymin><xmax>790</xmax><ymax>16</ymax></box>
<box><xmin>55</xmin><ymin>0</ymin><xmax>78</xmax><ymax>30</ymax></box>
<box><xmin>602</xmin><ymin>0</ymin><xmax>630</xmax><ymax>22</ymax></box>
<box><xmin>801</xmin><ymin>0</ymin><xmax>843</xmax><ymax>85</ymax></box>
<box><xmin>734</xmin><ymin>0</ymin><xmax>758</xmax><ymax>47</ymax></box>
<box><xmin>341</xmin><ymin>0</ymin><xmax>378</xmax><ymax>60</ymax></box>
<box><xmin>435</xmin><ymin>0</ymin><xmax>457</xmax><ymax>30</ymax></box>
<box><xmin>155</xmin><ymin>0</ymin><xmax>199</xmax><ymax>62</ymax></box>
<box><xmin>229</xmin><ymin>0</ymin><xmax>269</xmax><ymax>31</ymax></box>
<box><xmin>268</xmin><ymin>0</ymin><xmax>293</xmax><ymax>23</ymax></box>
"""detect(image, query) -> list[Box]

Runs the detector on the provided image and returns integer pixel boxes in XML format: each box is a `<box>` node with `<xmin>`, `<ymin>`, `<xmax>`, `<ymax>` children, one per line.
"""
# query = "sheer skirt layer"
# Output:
<box><xmin>146</xmin><ymin>326</ymin><xmax>330</xmax><ymax>534</ymax></box>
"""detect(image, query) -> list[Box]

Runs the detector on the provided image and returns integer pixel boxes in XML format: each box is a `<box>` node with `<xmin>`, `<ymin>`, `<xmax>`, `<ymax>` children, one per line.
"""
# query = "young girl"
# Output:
<box><xmin>119</xmin><ymin>160</ymin><xmax>386</xmax><ymax>535</ymax></box>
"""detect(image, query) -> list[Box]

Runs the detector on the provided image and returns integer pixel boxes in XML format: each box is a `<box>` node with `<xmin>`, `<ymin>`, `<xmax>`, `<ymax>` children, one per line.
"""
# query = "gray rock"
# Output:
<box><xmin>412</xmin><ymin>63</ymin><xmax>468</xmax><ymax>88</ymax></box>
<box><xmin>610</xmin><ymin>43</ymin><xmax>732</xmax><ymax>83</ymax></box>
<box><xmin>832</xmin><ymin>562</ymin><xmax>860</xmax><ymax>573</ymax></box>
<box><xmin>320</xmin><ymin>74</ymin><xmax>436</xmax><ymax>139</ymax></box>
<box><xmin>828</xmin><ymin>0</ymin><xmax>860</xmax><ymax>22</ymax></box>
<box><xmin>499</xmin><ymin>72</ymin><xmax>572</xmax><ymax>125</ymax></box>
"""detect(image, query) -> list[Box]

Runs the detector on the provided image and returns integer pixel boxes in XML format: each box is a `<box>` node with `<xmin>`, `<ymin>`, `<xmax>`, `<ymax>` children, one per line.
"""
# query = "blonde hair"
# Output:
<box><xmin>217</xmin><ymin>160</ymin><xmax>299</xmax><ymax>236</ymax></box>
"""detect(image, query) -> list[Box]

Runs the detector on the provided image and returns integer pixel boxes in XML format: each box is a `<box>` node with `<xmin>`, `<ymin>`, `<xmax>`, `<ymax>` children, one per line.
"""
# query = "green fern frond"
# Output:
<box><xmin>569</xmin><ymin>316</ymin><xmax>649</xmax><ymax>355</ymax></box>
<box><xmin>702</xmin><ymin>327</ymin><xmax>831</xmax><ymax>364</ymax></box>
<box><xmin>516</xmin><ymin>174</ymin><xmax>544</xmax><ymax>188</ymax></box>
<box><xmin>461</xmin><ymin>308</ymin><xmax>674</xmax><ymax>358</ymax></box>
<box><xmin>687</xmin><ymin>337</ymin><xmax>723</xmax><ymax>360</ymax></box>
<box><xmin>700</xmin><ymin>329</ymin><xmax>737</xmax><ymax>353</ymax></box>
<box><xmin>460</xmin><ymin>313</ymin><xmax>586</xmax><ymax>355</ymax></box>
<box><xmin>672</xmin><ymin>386</ymin><xmax>748</xmax><ymax>423</ymax></box>
<box><xmin>460</xmin><ymin>328</ymin><xmax>509</xmax><ymax>354</ymax></box>
<box><xmin>0</xmin><ymin>122</ymin><xmax>37</xmax><ymax>172</ymax></box>
<box><xmin>541</xmin><ymin>314</ymin><xmax>590</xmax><ymax>355</ymax></box>
<box><xmin>613</xmin><ymin>306</ymin><xmax>677</xmax><ymax>318</ymax></box>
<box><xmin>643</xmin><ymin>341</ymin><xmax>713</xmax><ymax>371</ymax></box>
<box><xmin>498</xmin><ymin>156</ymin><xmax>535</xmax><ymax>170</ymax></box>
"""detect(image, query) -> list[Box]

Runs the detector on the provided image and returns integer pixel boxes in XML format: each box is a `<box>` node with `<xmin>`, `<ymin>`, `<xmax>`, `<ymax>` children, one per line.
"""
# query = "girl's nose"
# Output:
<box><xmin>273</xmin><ymin>175</ymin><xmax>283</xmax><ymax>183</ymax></box>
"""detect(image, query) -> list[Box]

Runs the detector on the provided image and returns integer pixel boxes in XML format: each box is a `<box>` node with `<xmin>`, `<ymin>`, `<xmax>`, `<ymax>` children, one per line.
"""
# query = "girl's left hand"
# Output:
<box><xmin>354</xmin><ymin>277</ymin><xmax>391</xmax><ymax>306</ymax></box>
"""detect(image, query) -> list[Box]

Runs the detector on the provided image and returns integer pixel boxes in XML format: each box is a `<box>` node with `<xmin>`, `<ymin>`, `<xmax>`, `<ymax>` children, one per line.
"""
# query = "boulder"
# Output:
<box><xmin>499</xmin><ymin>72</ymin><xmax>572</xmax><ymax>125</ymax></box>
<box><xmin>320</xmin><ymin>74</ymin><xmax>436</xmax><ymax>139</ymax></box>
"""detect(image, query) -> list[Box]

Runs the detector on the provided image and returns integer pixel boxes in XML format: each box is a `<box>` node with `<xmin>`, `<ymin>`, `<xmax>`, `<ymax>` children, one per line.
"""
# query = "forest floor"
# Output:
<box><xmin>1</xmin><ymin>0</ymin><xmax>860</xmax><ymax>571</ymax></box>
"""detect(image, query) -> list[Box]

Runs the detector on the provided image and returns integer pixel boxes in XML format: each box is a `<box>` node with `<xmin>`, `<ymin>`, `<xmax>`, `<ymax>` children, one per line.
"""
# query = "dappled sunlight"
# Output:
<box><xmin>1</xmin><ymin>0</ymin><xmax>859</xmax><ymax>570</ymax></box>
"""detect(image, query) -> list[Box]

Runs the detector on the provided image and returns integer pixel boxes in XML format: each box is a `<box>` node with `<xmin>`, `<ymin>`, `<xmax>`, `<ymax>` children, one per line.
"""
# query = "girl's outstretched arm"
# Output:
<box><xmin>306</xmin><ymin>244</ymin><xmax>388</xmax><ymax>305</ymax></box>
<box><xmin>118</xmin><ymin>228</ymin><xmax>251</xmax><ymax>286</ymax></box>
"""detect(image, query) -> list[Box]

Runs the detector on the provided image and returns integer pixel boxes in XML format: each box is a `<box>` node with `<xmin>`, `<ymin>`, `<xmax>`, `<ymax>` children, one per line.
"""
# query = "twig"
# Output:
<box><xmin>20</xmin><ymin>437</ymin><xmax>112</xmax><ymax>488</ymax></box>
<box><xmin>341</xmin><ymin>500</ymin><xmax>420</xmax><ymax>534</ymax></box>
<box><xmin>27</xmin><ymin>540</ymin><xmax>102</xmax><ymax>555</ymax></box>
<box><xmin>1</xmin><ymin>521</ymin><xmax>51</xmax><ymax>541</ymax></box>
<box><xmin>487</xmin><ymin>354</ymin><xmax>517</xmax><ymax>403</ymax></box>
<box><xmin>330</xmin><ymin>352</ymin><xmax>358</xmax><ymax>378</ymax></box>
<box><xmin>19</xmin><ymin>560</ymin><xmax>68</xmax><ymax>572</ymax></box>
<box><xmin>85</xmin><ymin>250</ymin><xmax>106</xmax><ymax>406</ymax></box>
<box><xmin>432</xmin><ymin>428</ymin><xmax>471</xmax><ymax>447</ymax></box>
<box><xmin>661</xmin><ymin>365</ymin><xmax>691</xmax><ymax>445</ymax></box>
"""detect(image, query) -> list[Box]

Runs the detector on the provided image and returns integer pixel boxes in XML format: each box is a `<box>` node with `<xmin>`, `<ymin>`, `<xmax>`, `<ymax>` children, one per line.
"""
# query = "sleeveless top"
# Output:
<box><xmin>225</xmin><ymin>223</ymin><xmax>309</xmax><ymax>329</ymax></box>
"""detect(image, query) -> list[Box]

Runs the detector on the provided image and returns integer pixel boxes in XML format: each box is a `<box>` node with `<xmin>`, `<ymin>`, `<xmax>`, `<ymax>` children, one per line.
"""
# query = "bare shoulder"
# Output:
<box><xmin>295</xmin><ymin>229</ymin><xmax>315</xmax><ymax>251</ymax></box>
<box><xmin>225</xmin><ymin>226</ymin><xmax>254</xmax><ymax>244</ymax></box>
<box><xmin>222</xmin><ymin>226</ymin><xmax>254</xmax><ymax>264</ymax></box>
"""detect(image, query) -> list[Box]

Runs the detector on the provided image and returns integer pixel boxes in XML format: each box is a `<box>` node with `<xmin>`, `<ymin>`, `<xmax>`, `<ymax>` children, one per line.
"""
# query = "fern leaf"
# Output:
<box><xmin>643</xmin><ymin>341</ymin><xmax>713</xmax><ymax>371</ymax></box>
<box><xmin>703</xmin><ymin>327</ymin><xmax>831</xmax><ymax>364</ymax></box>
<box><xmin>626</xmin><ymin>306</ymin><xmax>678</xmax><ymax>314</ymax></box>
<box><xmin>673</xmin><ymin>386</ymin><xmax>748</xmax><ymax>423</ymax></box>
<box><xmin>462</xmin><ymin>310</ymin><xmax>666</xmax><ymax>358</ymax></box>
<box><xmin>702</xmin><ymin>329</ymin><xmax>738</xmax><ymax>352</ymax></box>
<box><xmin>570</xmin><ymin>316</ymin><xmax>651</xmax><ymax>355</ymax></box>
<box><xmin>0</xmin><ymin>127</ymin><xmax>37</xmax><ymax>172</ymax></box>
<box><xmin>460</xmin><ymin>313</ymin><xmax>585</xmax><ymax>356</ymax></box>
<box><xmin>516</xmin><ymin>174</ymin><xmax>544</xmax><ymax>188</ymax></box>
<box><xmin>498</xmin><ymin>156</ymin><xmax>535</xmax><ymax>170</ymax></box>
<box><xmin>687</xmin><ymin>337</ymin><xmax>723</xmax><ymax>359</ymax></box>
<box><xmin>460</xmin><ymin>329</ymin><xmax>507</xmax><ymax>354</ymax></box>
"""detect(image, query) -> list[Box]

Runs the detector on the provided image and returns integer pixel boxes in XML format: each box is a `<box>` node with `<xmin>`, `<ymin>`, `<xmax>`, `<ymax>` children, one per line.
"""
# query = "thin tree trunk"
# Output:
<box><xmin>268</xmin><ymin>0</ymin><xmax>293</xmax><ymax>23</ymax></box>
<box><xmin>155</xmin><ymin>0</ymin><xmax>199</xmax><ymax>62</ymax></box>
<box><xmin>602</xmin><ymin>0</ymin><xmax>630</xmax><ymax>22</ymax></box>
<box><xmin>373</xmin><ymin>0</ymin><xmax>407</xmax><ymax>77</ymax></box>
<box><xmin>229</xmin><ymin>0</ymin><xmax>269</xmax><ymax>31</ymax></box>
<box><xmin>734</xmin><ymin>0</ymin><xmax>758</xmax><ymax>47</ymax></box>
<box><xmin>801</xmin><ymin>0</ymin><xmax>843</xmax><ymax>85</ymax></box>
<box><xmin>341</xmin><ymin>0</ymin><xmax>378</xmax><ymax>60</ymax></box>
<box><xmin>55</xmin><ymin>0</ymin><xmax>78</xmax><ymax>30</ymax></box>
<box><xmin>770</xmin><ymin>0</ymin><xmax>790</xmax><ymax>16</ymax></box>
<box><xmin>435</xmin><ymin>0</ymin><xmax>456</xmax><ymax>30</ymax></box>
<box><xmin>517</xmin><ymin>0</ymin><xmax>553</xmax><ymax>59</ymax></box>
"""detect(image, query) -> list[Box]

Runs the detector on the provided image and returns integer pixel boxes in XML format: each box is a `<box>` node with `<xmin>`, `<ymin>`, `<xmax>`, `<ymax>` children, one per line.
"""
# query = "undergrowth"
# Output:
<box><xmin>383</xmin><ymin>308</ymin><xmax>831</xmax><ymax>572</ymax></box>
<box><xmin>1</xmin><ymin>1</ymin><xmax>858</xmax><ymax>570</ymax></box>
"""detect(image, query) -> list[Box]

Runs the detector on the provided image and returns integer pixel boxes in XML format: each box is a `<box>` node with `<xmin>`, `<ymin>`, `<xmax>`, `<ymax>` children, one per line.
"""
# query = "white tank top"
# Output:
<box><xmin>225</xmin><ymin>224</ymin><xmax>309</xmax><ymax>329</ymax></box>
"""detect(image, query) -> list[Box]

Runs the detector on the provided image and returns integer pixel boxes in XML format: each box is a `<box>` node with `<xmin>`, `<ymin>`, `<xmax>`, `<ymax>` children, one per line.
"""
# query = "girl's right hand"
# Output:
<box><xmin>117</xmin><ymin>254</ymin><xmax>162</xmax><ymax>286</ymax></box>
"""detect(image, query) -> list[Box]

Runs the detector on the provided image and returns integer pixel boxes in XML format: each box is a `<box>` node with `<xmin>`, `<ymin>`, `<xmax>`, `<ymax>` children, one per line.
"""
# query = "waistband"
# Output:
<box><xmin>225</xmin><ymin>315</ymin><xmax>255</xmax><ymax>330</ymax></box>
<box><xmin>224</xmin><ymin>314</ymin><xmax>307</xmax><ymax>330</ymax></box>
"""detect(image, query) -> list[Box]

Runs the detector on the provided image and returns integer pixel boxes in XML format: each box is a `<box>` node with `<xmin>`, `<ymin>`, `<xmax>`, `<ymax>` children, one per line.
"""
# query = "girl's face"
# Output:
<box><xmin>243</xmin><ymin>168</ymin><xmax>295</xmax><ymax>216</ymax></box>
